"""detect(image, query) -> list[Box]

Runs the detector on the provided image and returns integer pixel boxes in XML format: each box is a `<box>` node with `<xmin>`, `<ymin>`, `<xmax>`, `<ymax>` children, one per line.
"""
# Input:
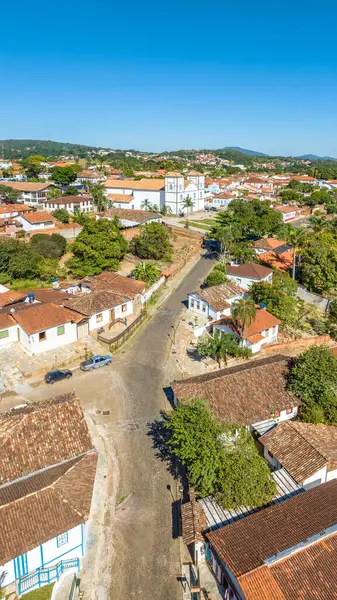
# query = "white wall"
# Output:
<box><xmin>142</xmin><ymin>276</ymin><xmax>165</xmax><ymax>303</ymax></box>
<box><xmin>105</xmin><ymin>185</ymin><xmax>163</xmax><ymax>210</ymax></box>
<box><xmin>227</xmin><ymin>272</ymin><xmax>273</xmax><ymax>289</ymax></box>
<box><xmin>1</xmin><ymin>524</ymin><xmax>84</xmax><ymax>587</ymax></box>
<box><xmin>0</xmin><ymin>325</ymin><xmax>18</xmax><ymax>347</ymax></box>
<box><xmin>16</xmin><ymin>216</ymin><xmax>56</xmax><ymax>231</ymax></box>
<box><xmin>19</xmin><ymin>321</ymin><xmax>78</xmax><ymax>355</ymax></box>
<box><xmin>88</xmin><ymin>301</ymin><xmax>134</xmax><ymax>332</ymax></box>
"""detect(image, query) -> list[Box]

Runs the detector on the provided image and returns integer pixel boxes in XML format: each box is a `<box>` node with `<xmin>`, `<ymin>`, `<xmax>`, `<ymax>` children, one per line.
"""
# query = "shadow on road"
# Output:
<box><xmin>147</xmin><ymin>412</ymin><xmax>177</xmax><ymax>478</ymax></box>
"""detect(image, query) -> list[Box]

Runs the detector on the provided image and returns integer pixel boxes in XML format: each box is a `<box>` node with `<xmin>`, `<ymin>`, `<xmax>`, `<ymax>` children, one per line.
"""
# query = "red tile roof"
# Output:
<box><xmin>227</xmin><ymin>263</ymin><xmax>273</xmax><ymax>279</ymax></box>
<box><xmin>20</xmin><ymin>211</ymin><xmax>57</xmax><ymax>224</ymax></box>
<box><xmin>218</xmin><ymin>307</ymin><xmax>280</xmax><ymax>340</ymax></box>
<box><xmin>12</xmin><ymin>302</ymin><xmax>80</xmax><ymax>334</ymax></box>
<box><xmin>206</xmin><ymin>480</ymin><xmax>337</xmax><ymax>578</ymax></box>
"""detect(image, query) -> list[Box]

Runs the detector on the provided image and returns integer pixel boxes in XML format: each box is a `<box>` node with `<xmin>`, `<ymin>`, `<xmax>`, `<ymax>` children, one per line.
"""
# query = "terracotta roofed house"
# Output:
<box><xmin>16</xmin><ymin>211</ymin><xmax>57</xmax><ymax>232</ymax></box>
<box><xmin>171</xmin><ymin>354</ymin><xmax>299</xmax><ymax>434</ymax></box>
<box><xmin>260</xmin><ymin>420</ymin><xmax>337</xmax><ymax>489</ymax></box>
<box><xmin>226</xmin><ymin>263</ymin><xmax>273</xmax><ymax>289</ymax></box>
<box><xmin>98</xmin><ymin>206</ymin><xmax>162</xmax><ymax>226</ymax></box>
<box><xmin>187</xmin><ymin>281</ymin><xmax>243</xmax><ymax>324</ymax></box>
<box><xmin>213</xmin><ymin>305</ymin><xmax>281</xmax><ymax>353</ymax></box>
<box><xmin>205</xmin><ymin>480</ymin><xmax>337</xmax><ymax>600</ymax></box>
<box><xmin>44</xmin><ymin>195</ymin><xmax>93</xmax><ymax>213</ymax></box>
<box><xmin>104</xmin><ymin>178</ymin><xmax>165</xmax><ymax>211</ymax></box>
<box><xmin>63</xmin><ymin>289</ymin><xmax>134</xmax><ymax>332</ymax></box>
<box><xmin>0</xmin><ymin>394</ymin><xmax>98</xmax><ymax>594</ymax></box>
<box><xmin>0</xmin><ymin>182</ymin><xmax>57</xmax><ymax>206</ymax></box>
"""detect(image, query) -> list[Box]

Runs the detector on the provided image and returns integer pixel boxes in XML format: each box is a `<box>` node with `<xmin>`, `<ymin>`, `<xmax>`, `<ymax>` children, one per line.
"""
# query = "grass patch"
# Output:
<box><xmin>21</xmin><ymin>583</ymin><xmax>55</xmax><ymax>600</ymax></box>
<box><xmin>118</xmin><ymin>493</ymin><xmax>129</xmax><ymax>504</ymax></box>
<box><xmin>10</xmin><ymin>279</ymin><xmax>51</xmax><ymax>290</ymax></box>
<box><xmin>192</xmin><ymin>219</ymin><xmax>217</xmax><ymax>225</ymax></box>
<box><xmin>185</xmin><ymin>221</ymin><xmax>211</xmax><ymax>231</ymax></box>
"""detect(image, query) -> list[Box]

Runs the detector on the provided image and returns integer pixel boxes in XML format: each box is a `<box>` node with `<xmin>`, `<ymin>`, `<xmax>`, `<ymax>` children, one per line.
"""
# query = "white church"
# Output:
<box><xmin>104</xmin><ymin>172</ymin><xmax>205</xmax><ymax>214</ymax></box>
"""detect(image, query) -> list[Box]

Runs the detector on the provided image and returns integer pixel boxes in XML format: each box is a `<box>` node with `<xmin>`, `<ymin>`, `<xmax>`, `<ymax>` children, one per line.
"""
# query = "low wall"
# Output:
<box><xmin>297</xmin><ymin>284</ymin><xmax>329</xmax><ymax>311</ymax></box>
<box><xmin>263</xmin><ymin>334</ymin><xmax>332</xmax><ymax>355</ymax></box>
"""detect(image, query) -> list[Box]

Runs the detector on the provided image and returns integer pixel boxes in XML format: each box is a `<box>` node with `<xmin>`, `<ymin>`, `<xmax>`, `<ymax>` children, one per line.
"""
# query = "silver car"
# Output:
<box><xmin>80</xmin><ymin>354</ymin><xmax>112</xmax><ymax>371</ymax></box>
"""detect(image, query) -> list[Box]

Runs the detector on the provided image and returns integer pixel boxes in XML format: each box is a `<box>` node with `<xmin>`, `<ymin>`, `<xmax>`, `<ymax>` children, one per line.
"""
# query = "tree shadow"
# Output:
<box><xmin>147</xmin><ymin>411</ymin><xmax>177</xmax><ymax>478</ymax></box>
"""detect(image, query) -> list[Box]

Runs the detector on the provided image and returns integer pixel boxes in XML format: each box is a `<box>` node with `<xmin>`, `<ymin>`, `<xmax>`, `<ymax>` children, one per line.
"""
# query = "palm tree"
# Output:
<box><xmin>131</xmin><ymin>262</ymin><xmax>161</xmax><ymax>287</ymax></box>
<box><xmin>308</xmin><ymin>213</ymin><xmax>328</xmax><ymax>233</ymax></box>
<box><xmin>232</xmin><ymin>297</ymin><xmax>257</xmax><ymax>340</ymax></box>
<box><xmin>286</xmin><ymin>227</ymin><xmax>308</xmax><ymax>280</ymax></box>
<box><xmin>196</xmin><ymin>331</ymin><xmax>251</xmax><ymax>368</ymax></box>
<box><xmin>161</xmin><ymin>204</ymin><xmax>173</xmax><ymax>216</ymax></box>
<box><xmin>141</xmin><ymin>199</ymin><xmax>157</xmax><ymax>212</ymax></box>
<box><xmin>181</xmin><ymin>195</ymin><xmax>195</xmax><ymax>227</ymax></box>
<box><xmin>213</xmin><ymin>225</ymin><xmax>234</xmax><ymax>262</ymax></box>
<box><xmin>91</xmin><ymin>182</ymin><xmax>110</xmax><ymax>212</ymax></box>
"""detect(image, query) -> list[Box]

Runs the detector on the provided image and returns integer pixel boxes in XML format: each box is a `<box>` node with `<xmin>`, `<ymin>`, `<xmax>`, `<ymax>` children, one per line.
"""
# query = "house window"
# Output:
<box><xmin>0</xmin><ymin>329</ymin><xmax>9</xmax><ymax>339</ymax></box>
<box><xmin>274</xmin><ymin>410</ymin><xmax>280</xmax><ymax>418</ymax></box>
<box><xmin>57</xmin><ymin>532</ymin><xmax>68</xmax><ymax>547</ymax></box>
<box><xmin>169</xmin><ymin>184</ymin><xmax>173</xmax><ymax>191</ymax></box>
<box><xmin>57</xmin><ymin>325</ymin><xmax>65</xmax><ymax>336</ymax></box>
<box><xmin>122</xmin><ymin>304</ymin><xmax>127</xmax><ymax>312</ymax></box>
<box><xmin>286</xmin><ymin>407</ymin><xmax>292</xmax><ymax>415</ymax></box>
<box><xmin>202</xmin><ymin>304</ymin><xmax>206</xmax><ymax>312</ymax></box>
<box><xmin>190</xmin><ymin>300</ymin><xmax>195</xmax><ymax>308</ymax></box>
<box><xmin>39</xmin><ymin>331</ymin><xmax>46</xmax><ymax>341</ymax></box>
<box><xmin>196</xmin><ymin>302</ymin><xmax>200</xmax><ymax>309</ymax></box>
<box><xmin>96</xmin><ymin>313</ymin><xmax>103</xmax><ymax>323</ymax></box>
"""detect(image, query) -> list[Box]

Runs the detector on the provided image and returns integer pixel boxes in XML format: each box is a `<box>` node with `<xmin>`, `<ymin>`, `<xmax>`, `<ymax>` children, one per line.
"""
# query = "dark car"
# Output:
<box><xmin>80</xmin><ymin>354</ymin><xmax>112</xmax><ymax>371</ymax></box>
<box><xmin>45</xmin><ymin>369</ymin><xmax>72</xmax><ymax>384</ymax></box>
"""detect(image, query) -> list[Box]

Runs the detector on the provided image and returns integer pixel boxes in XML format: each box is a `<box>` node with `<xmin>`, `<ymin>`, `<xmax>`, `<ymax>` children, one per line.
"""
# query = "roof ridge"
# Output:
<box><xmin>289</xmin><ymin>421</ymin><xmax>331</xmax><ymax>462</ymax></box>
<box><xmin>51</xmin><ymin>455</ymin><xmax>95</xmax><ymax>519</ymax></box>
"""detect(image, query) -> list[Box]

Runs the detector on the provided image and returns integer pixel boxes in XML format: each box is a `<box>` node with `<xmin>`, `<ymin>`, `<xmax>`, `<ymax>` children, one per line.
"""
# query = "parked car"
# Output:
<box><xmin>45</xmin><ymin>369</ymin><xmax>72</xmax><ymax>384</ymax></box>
<box><xmin>210</xmin><ymin>206</ymin><xmax>218</xmax><ymax>211</ymax></box>
<box><xmin>80</xmin><ymin>354</ymin><xmax>112</xmax><ymax>371</ymax></box>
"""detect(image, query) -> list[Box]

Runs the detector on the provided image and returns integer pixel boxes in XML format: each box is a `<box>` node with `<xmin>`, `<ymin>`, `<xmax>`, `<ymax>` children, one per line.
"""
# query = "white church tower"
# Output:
<box><xmin>164</xmin><ymin>172</ymin><xmax>185</xmax><ymax>215</ymax></box>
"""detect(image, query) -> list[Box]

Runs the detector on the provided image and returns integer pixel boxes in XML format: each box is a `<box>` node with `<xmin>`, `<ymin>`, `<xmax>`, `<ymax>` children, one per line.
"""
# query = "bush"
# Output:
<box><xmin>31</xmin><ymin>234</ymin><xmax>66</xmax><ymax>258</ymax></box>
<box><xmin>204</xmin><ymin>262</ymin><xmax>228</xmax><ymax>287</ymax></box>
<box><xmin>131</xmin><ymin>222</ymin><xmax>173</xmax><ymax>261</ymax></box>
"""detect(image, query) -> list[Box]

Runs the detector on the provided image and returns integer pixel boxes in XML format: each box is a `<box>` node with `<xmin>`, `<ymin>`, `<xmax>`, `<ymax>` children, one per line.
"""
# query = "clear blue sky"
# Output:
<box><xmin>1</xmin><ymin>0</ymin><xmax>337</xmax><ymax>156</ymax></box>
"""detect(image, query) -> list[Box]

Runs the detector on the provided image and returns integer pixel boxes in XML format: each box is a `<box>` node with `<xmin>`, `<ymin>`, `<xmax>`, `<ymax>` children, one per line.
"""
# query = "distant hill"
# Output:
<box><xmin>0</xmin><ymin>139</ymin><xmax>105</xmax><ymax>160</ymax></box>
<box><xmin>297</xmin><ymin>154</ymin><xmax>336</xmax><ymax>161</ymax></box>
<box><xmin>223</xmin><ymin>146</ymin><xmax>269</xmax><ymax>157</ymax></box>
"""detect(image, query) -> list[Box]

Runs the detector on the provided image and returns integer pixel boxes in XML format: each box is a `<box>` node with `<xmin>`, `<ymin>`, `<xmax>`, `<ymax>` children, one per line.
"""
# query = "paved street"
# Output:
<box><xmin>18</xmin><ymin>254</ymin><xmax>214</xmax><ymax>600</ymax></box>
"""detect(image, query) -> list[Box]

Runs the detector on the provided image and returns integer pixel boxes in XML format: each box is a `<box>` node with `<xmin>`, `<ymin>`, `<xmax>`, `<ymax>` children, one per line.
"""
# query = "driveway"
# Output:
<box><xmin>17</xmin><ymin>254</ymin><xmax>214</xmax><ymax>600</ymax></box>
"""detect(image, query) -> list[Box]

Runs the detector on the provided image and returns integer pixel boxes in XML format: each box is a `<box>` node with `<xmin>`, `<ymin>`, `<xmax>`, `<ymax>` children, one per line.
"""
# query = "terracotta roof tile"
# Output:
<box><xmin>252</xmin><ymin>238</ymin><xmax>286</xmax><ymax>251</ymax></box>
<box><xmin>0</xmin><ymin>290</ymin><xmax>27</xmax><ymax>307</ymax></box>
<box><xmin>0</xmin><ymin>453</ymin><xmax>97</xmax><ymax>565</ymax></box>
<box><xmin>45</xmin><ymin>196</ymin><xmax>90</xmax><ymax>205</ymax></box>
<box><xmin>0</xmin><ymin>204</ymin><xmax>33</xmax><ymax>215</ymax></box>
<box><xmin>190</xmin><ymin>282</ymin><xmax>242</xmax><ymax>311</ymax></box>
<box><xmin>181</xmin><ymin>491</ymin><xmax>207</xmax><ymax>545</ymax></box>
<box><xmin>217</xmin><ymin>308</ymin><xmax>280</xmax><ymax>340</ymax></box>
<box><xmin>83</xmin><ymin>271</ymin><xmax>146</xmax><ymax>296</ymax></box>
<box><xmin>64</xmin><ymin>289</ymin><xmax>130</xmax><ymax>316</ymax></box>
<box><xmin>0</xmin><ymin>312</ymin><xmax>16</xmax><ymax>329</ymax></box>
<box><xmin>105</xmin><ymin>178</ymin><xmax>165</xmax><ymax>191</ymax></box>
<box><xmin>227</xmin><ymin>263</ymin><xmax>273</xmax><ymax>279</ymax></box>
<box><xmin>171</xmin><ymin>355</ymin><xmax>297</xmax><ymax>426</ymax></box>
<box><xmin>0</xmin><ymin>394</ymin><xmax>95</xmax><ymax>485</ymax></box>
<box><xmin>239</xmin><ymin>566</ymin><xmax>285</xmax><ymax>600</ymax></box>
<box><xmin>101</xmin><ymin>207</ymin><xmax>161</xmax><ymax>223</ymax></box>
<box><xmin>206</xmin><ymin>480</ymin><xmax>337</xmax><ymax>577</ymax></box>
<box><xmin>0</xmin><ymin>182</ymin><xmax>54</xmax><ymax>191</ymax></box>
<box><xmin>260</xmin><ymin>421</ymin><xmax>337</xmax><ymax>483</ymax></box>
<box><xmin>20</xmin><ymin>211</ymin><xmax>57</xmax><ymax>224</ymax></box>
<box><xmin>12</xmin><ymin>302</ymin><xmax>80</xmax><ymax>334</ymax></box>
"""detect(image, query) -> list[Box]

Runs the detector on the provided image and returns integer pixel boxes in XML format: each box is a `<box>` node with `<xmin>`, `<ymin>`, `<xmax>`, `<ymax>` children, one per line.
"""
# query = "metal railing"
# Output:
<box><xmin>18</xmin><ymin>558</ymin><xmax>80</xmax><ymax>596</ymax></box>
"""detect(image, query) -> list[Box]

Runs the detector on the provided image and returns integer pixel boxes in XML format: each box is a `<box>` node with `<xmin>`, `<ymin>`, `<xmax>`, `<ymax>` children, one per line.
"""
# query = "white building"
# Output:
<box><xmin>63</xmin><ymin>290</ymin><xmax>134</xmax><ymax>332</ymax></box>
<box><xmin>164</xmin><ymin>171</ymin><xmax>205</xmax><ymax>214</ymax></box>
<box><xmin>188</xmin><ymin>281</ymin><xmax>243</xmax><ymax>322</ymax></box>
<box><xmin>0</xmin><ymin>395</ymin><xmax>97</xmax><ymax>596</ymax></box>
<box><xmin>273</xmin><ymin>204</ymin><xmax>303</xmax><ymax>222</ymax></box>
<box><xmin>0</xmin><ymin>204</ymin><xmax>33</xmax><ymax>220</ymax></box>
<box><xmin>104</xmin><ymin>178</ymin><xmax>165</xmax><ymax>211</ymax></box>
<box><xmin>213</xmin><ymin>306</ymin><xmax>280</xmax><ymax>354</ymax></box>
<box><xmin>43</xmin><ymin>196</ymin><xmax>94</xmax><ymax>213</ymax></box>
<box><xmin>226</xmin><ymin>263</ymin><xmax>273</xmax><ymax>289</ymax></box>
<box><xmin>16</xmin><ymin>211</ymin><xmax>57</xmax><ymax>231</ymax></box>
<box><xmin>260</xmin><ymin>420</ymin><xmax>337</xmax><ymax>490</ymax></box>
<box><xmin>0</xmin><ymin>182</ymin><xmax>57</xmax><ymax>206</ymax></box>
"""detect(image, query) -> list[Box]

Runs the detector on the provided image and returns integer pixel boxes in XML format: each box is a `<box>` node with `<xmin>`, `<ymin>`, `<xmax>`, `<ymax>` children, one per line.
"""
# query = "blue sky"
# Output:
<box><xmin>1</xmin><ymin>0</ymin><xmax>337</xmax><ymax>156</ymax></box>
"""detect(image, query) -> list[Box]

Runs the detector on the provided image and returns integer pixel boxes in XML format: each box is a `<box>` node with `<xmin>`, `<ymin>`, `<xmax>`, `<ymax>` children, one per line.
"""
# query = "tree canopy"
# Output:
<box><xmin>196</xmin><ymin>331</ymin><xmax>251</xmax><ymax>367</ymax></box>
<box><xmin>165</xmin><ymin>399</ymin><xmax>276</xmax><ymax>507</ymax></box>
<box><xmin>131</xmin><ymin>222</ymin><xmax>173</xmax><ymax>261</ymax></box>
<box><xmin>67</xmin><ymin>218</ymin><xmax>128</xmax><ymax>277</ymax></box>
<box><xmin>0</xmin><ymin>185</ymin><xmax>21</xmax><ymax>202</ymax></box>
<box><xmin>30</xmin><ymin>233</ymin><xmax>66</xmax><ymax>259</ymax></box>
<box><xmin>131</xmin><ymin>262</ymin><xmax>161</xmax><ymax>287</ymax></box>
<box><xmin>288</xmin><ymin>345</ymin><xmax>337</xmax><ymax>424</ymax></box>
<box><xmin>204</xmin><ymin>262</ymin><xmax>228</xmax><ymax>287</ymax></box>
<box><xmin>51</xmin><ymin>166</ymin><xmax>77</xmax><ymax>185</ymax></box>
<box><xmin>210</xmin><ymin>198</ymin><xmax>282</xmax><ymax>239</ymax></box>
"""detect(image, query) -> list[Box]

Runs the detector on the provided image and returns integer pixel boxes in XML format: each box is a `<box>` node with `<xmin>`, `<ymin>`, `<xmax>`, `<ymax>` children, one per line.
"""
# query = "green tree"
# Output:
<box><xmin>204</xmin><ymin>262</ymin><xmax>228</xmax><ymax>287</ymax></box>
<box><xmin>90</xmin><ymin>183</ymin><xmax>110</xmax><ymax>212</ymax></box>
<box><xmin>30</xmin><ymin>234</ymin><xmax>64</xmax><ymax>258</ymax></box>
<box><xmin>64</xmin><ymin>185</ymin><xmax>80</xmax><ymax>196</ymax></box>
<box><xmin>181</xmin><ymin>195</ymin><xmax>195</xmax><ymax>226</ymax></box>
<box><xmin>279</xmin><ymin>189</ymin><xmax>303</xmax><ymax>204</ymax></box>
<box><xmin>286</xmin><ymin>227</ymin><xmax>307</xmax><ymax>280</ymax></box>
<box><xmin>328</xmin><ymin>299</ymin><xmax>337</xmax><ymax>322</ymax></box>
<box><xmin>131</xmin><ymin>222</ymin><xmax>173</xmax><ymax>261</ymax></box>
<box><xmin>52</xmin><ymin>208</ymin><xmax>70</xmax><ymax>223</ymax></box>
<box><xmin>249</xmin><ymin>281</ymin><xmax>298</xmax><ymax>326</ymax></box>
<box><xmin>141</xmin><ymin>199</ymin><xmax>156</xmax><ymax>211</ymax></box>
<box><xmin>160</xmin><ymin>204</ymin><xmax>173</xmax><ymax>216</ymax></box>
<box><xmin>196</xmin><ymin>331</ymin><xmax>251</xmax><ymax>368</ymax></box>
<box><xmin>288</xmin><ymin>345</ymin><xmax>337</xmax><ymax>424</ymax></box>
<box><xmin>47</xmin><ymin>186</ymin><xmax>62</xmax><ymax>200</ymax></box>
<box><xmin>73</xmin><ymin>210</ymin><xmax>91</xmax><ymax>225</ymax></box>
<box><xmin>300</xmin><ymin>241</ymin><xmax>337</xmax><ymax>293</ymax></box>
<box><xmin>230</xmin><ymin>242</ymin><xmax>256</xmax><ymax>264</ymax></box>
<box><xmin>210</xmin><ymin>224</ymin><xmax>237</xmax><ymax>261</ymax></box>
<box><xmin>131</xmin><ymin>262</ymin><xmax>161</xmax><ymax>287</ymax></box>
<box><xmin>37</xmin><ymin>257</ymin><xmax>58</xmax><ymax>281</ymax></box>
<box><xmin>7</xmin><ymin>247</ymin><xmax>41</xmax><ymax>279</ymax></box>
<box><xmin>272</xmin><ymin>269</ymin><xmax>298</xmax><ymax>296</ymax></box>
<box><xmin>215</xmin><ymin>425</ymin><xmax>276</xmax><ymax>510</ymax></box>
<box><xmin>231</xmin><ymin>297</ymin><xmax>257</xmax><ymax>338</ymax></box>
<box><xmin>165</xmin><ymin>399</ymin><xmax>225</xmax><ymax>497</ymax></box>
<box><xmin>0</xmin><ymin>184</ymin><xmax>21</xmax><ymax>202</ymax></box>
<box><xmin>67</xmin><ymin>218</ymin><xmax>128</xmax><ymax>277</ymax></box>
<box><xmin>51</xmin><ymin>166</ymin><xmax>77</xmax><ymax>185</ymax></box>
